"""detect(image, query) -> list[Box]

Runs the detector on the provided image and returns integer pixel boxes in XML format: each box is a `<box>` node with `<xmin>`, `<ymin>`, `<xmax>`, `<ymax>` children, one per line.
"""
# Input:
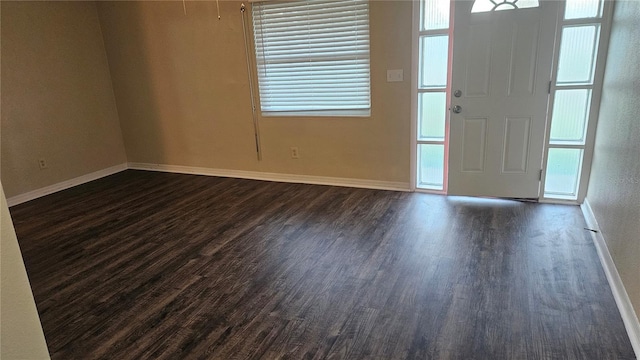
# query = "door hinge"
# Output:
<box><xmin>539</xmin><ymin>169</ymin><xmax>543</xmax><ymax>180</ymax></box>
<box><xmin>548</xmin><ymin>81</ymin><xmax>552</xmax><ymax>94</ymax></box>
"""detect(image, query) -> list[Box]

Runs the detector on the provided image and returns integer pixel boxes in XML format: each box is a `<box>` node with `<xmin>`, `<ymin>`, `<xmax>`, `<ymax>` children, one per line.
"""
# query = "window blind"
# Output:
<box><xmin>252</xmin><ymin>0</ymin><xmax>371</xmax><ymax>113</ymax></box>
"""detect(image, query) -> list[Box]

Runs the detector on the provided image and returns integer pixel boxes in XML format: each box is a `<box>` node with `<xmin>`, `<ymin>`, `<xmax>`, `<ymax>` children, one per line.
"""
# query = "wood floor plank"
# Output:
<box><xmin>9</xmin><ymin>170</ymin><xmax>636</xmax><ymax>359</ymax></box>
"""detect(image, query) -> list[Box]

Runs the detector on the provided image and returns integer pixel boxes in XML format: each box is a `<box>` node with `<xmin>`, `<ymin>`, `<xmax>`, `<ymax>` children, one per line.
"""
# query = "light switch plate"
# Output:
<box><xmin>386</xmin><ymin>69</ymin><xmax>404</xmax><ymax>82</ymax></box>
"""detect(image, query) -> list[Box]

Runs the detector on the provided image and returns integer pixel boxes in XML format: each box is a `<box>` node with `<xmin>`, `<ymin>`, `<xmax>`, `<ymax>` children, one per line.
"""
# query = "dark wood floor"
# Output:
<box><xmin>10</xmin><ymin>170</ymin><xmax>635</xmax><ymax>359</ymax></box>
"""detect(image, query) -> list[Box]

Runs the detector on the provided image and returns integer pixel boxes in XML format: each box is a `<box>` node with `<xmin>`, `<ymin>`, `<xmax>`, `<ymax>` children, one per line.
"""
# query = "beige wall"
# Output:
<box><xmin>586</xmin><ymin>0</ymin><xmax>640</xmax><ymax>316</ymax></box>
<box><xmin>97</xmin><ymin>0</ymin><xmax>412</xmax><ymax>183</ymax></box>
<box><xmin>1</xmin><ymin>183</ymin><xmax>50</xmax><ymax>359</ymax></box>
<box><xmin>1</xmin><ymin>1</ymin><xmax>127</xmax><ymax>199</ymax></box>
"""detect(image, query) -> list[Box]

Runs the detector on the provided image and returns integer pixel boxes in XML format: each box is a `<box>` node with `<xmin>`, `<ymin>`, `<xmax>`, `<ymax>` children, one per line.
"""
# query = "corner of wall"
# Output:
<box><xmin>0</xmin><ymin>183</ymin><xmax>51</xmax><ymax>359</ymax></box>
<box><xmin>583</xmin><ymin>198</ymin><xmax>640</xmax><ymax>356</ymax></box>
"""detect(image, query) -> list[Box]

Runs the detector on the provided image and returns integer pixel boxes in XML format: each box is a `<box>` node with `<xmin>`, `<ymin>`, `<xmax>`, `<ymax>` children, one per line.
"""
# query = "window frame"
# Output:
<box><xmin>250</xmin><ymin>0</ymin><xmax>372</xmax><ymax>117</ymax></box>
<box><xmin>411</xmin><ymin>0</ymin><xmax>453</xmax><ymax>193</ymax></box>
<box><xmin>540</xmin><ymin>0</ymin><xmax>614</xmax><ymax>203</ymax></box>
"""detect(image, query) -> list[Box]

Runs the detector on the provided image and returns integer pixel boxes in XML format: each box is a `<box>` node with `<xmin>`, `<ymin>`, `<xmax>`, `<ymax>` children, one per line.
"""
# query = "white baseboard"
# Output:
<box><xmin>582</xmin><ymin>199</ymin><xmax>640</xmax><ymax>357</ymax></box>
<box><xmin>6</xmin><ymin>163</ymin><xmax>128</xmax><ymax>207</ymax></box>
<box><xmin>7</xmin><ymin>162</ymin><xmax>409</xmax><ymax>207</ymax></box>
<box><xmin>127</xmin><ymin>162</ymin><xmax>410</xmax><ymax>192</ymax></box>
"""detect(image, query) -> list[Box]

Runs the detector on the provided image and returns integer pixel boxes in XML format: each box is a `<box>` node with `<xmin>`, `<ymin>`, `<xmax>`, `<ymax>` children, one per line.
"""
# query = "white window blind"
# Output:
<box><xmin>252</xmin><ymin>0</ymin><xmax>371</xmax><ymax>113</ymax></box>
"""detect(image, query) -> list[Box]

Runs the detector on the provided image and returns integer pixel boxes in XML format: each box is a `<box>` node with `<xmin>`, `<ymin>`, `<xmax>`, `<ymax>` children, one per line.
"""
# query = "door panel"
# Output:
<box><xmin>462</xmin><ymin>118</ymin><xmax>487</xmax><ymax>172</ymax></box>
<box><xmin>502</xmin><ymin>117</ymin><xmax>531</xmax><ymax>173</ymax></box>
<box><xmin>448</xmin><ymin>1</ymin><xmax>559</xmax><ymax>198</ymax></box>
<box><xmin>507</xmin><ymin>22</ymin><xmax>539</xmax><ymax>96</ymax></box>
<box><xmin>464</xmin><ymin>26</ymin><xmax>492</xmax><ymax>98</ymax></box>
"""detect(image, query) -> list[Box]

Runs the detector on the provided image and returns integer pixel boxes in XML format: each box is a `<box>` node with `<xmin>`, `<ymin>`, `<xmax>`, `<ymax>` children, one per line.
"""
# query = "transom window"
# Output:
<box><xmin>471</xmin><ymin>0</ymin><xmax>539</xmax><ymax>13</ymax></box>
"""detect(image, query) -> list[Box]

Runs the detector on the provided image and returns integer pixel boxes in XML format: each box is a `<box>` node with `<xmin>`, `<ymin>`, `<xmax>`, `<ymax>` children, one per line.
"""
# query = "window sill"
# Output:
<box><xmin>261</xmin><ymin>109</ymin><xmax>371</xmax><ymax>118</ymax></box>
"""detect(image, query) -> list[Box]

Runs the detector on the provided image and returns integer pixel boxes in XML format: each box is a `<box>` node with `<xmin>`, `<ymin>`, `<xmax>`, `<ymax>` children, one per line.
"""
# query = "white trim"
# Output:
<box><xmin>581</xmin><ymin>199</ymin><xmax>640</xmax><ymax>357</ymax></box>
<box><xmin>538</xmin><ymin>197</ymin><xmax>579</xmax><ymax>205</ymax></box>
<box><xmin>6</xmin><ymin>162</ymin><xmax>410</xmax><ymax>207</ymax></box>
<box><xmin>6</xmin><ymin>163</ymin><xmax>128</xmax><ymax>207</ymax></box>
<box><xmin>409</xmin><ymin>0</ymin><xmax>420</xmax><ymax>191</ymax></box>
<box><xmin>128</xmin><ymin>162</ymin><xmax>410</xmax><ymax>192</ymax></box>
<box><xmin>414</xmin><ymin>188</ymin><xmax>446</xmax><ymax>195</ymax></box>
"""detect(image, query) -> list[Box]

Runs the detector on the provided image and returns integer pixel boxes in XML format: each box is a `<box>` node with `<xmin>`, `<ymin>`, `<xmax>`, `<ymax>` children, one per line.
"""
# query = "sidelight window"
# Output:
<box><xmin>416</xmin><ymin>0</ymin><xmax>451</xmax><ymax>191</ymax></box>
<box><xmin>543</xmin><ymin>0</ymin><xmax>606</xmax><ymax>200</ymax></box>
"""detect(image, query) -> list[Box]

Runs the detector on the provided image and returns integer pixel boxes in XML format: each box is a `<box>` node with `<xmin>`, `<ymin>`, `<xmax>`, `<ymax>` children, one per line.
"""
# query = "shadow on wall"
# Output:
<box><xmin>98</xmin><ymin>1</ymin><xmax>169</xmax><ymax>165</ymax></box>
<box><xmin>97</xmin><ymin>1</ymin><xmax>257</xmax><ymax>168</ymax></box>
<box><xmin>0</xmin><ymin>1</ymin><xmax>128</xmax><ymax>198</ymax></box>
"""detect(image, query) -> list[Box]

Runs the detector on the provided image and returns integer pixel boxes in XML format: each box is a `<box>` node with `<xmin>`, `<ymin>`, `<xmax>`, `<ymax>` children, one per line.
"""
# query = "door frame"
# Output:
<box><xmin>411</xmin><ymin>0</ymin><xmax>615</xmax><ymax>204</ymax></box>
<box><xmin>539</xmin><ymin>0</ymin><xmax>615</xmax><ymax>204</ymax></box>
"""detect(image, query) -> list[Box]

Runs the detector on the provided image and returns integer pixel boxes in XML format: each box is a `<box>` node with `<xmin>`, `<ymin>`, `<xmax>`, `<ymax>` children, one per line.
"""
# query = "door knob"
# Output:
<box><xmin>451</xmin><ymin>105</ymin><xmax>462</xmax><ymax>113</ymax></box>
<box><xmin>453</xmin><ymin>89</ymin><xmax>462</xmax><ymax>97</ymax></box>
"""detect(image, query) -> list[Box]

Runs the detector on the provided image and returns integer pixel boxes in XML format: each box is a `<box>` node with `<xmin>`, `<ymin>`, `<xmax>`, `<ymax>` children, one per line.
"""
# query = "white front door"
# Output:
<box><xmin>448</xmin><ymin>0</ymin><xmax>559</xmax><ymax>198</ymax></box>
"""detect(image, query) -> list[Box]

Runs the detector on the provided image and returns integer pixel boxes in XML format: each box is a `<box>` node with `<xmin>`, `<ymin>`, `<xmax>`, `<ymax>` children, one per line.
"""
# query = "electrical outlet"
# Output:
<box><xmin>290</xmin><ymin>147</ymin><xmax>300</xmax><ymax>159</ymax></box>
<box><xmin>38</xmin><ymin>158</ymin><xmax>48</xmax><ymax>169</ymax></box>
